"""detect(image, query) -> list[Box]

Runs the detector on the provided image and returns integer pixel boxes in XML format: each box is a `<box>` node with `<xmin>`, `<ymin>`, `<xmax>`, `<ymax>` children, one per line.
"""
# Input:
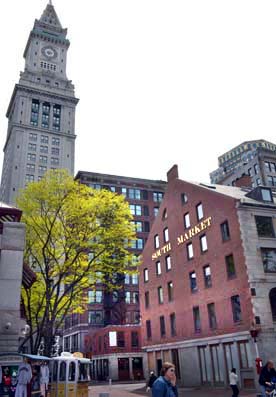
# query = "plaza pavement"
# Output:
<box><xmin>89</xmin><ymin>382</ymin><xmax>258</xmax><ymax>397</ymax></box>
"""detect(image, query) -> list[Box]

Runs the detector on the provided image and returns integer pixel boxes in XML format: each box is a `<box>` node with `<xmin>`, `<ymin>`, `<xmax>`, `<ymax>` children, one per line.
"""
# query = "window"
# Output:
<box><xmin>163</xmin><ymin>227</ymin><xmax>169</xmax><ymax>242</ymax></box>
<box><xmin>26</xmin><ymin>164</ymin><xmax>35</xmax><ymax>172</ymax></box>
<box><xmin>255</xmin><ymin>216</ymin><xmax>275</xmax><ymax>237</ymax></box>
<box><xmin>88</xmin><ymin>311</ymin><xmax>103</xmax><ymax>324</ymax></box>
<box><xmin>30</xmin><ymin>99</ymin><xmax>39</xmax><ymax>126</ymax></box>
<box><xmin>200</xmin><ymin>235</ymin><xmax>208</xmax><ymax>252</ymax></box>
<box><xmin>143</xmin><ymin>205</ymin><xmax>149</xmax><ymax>216</ymax></box>
<box><xmin>248</xmin><ymin>168</ymin><xmax>252</xmax><ymax>176</ymax></box>
<box><xmin>203</xmin><ymin>265</ymin><xmax>212</xmax><ymax>288</ymax></box>
<box><xmin>170</xmin><ymin>313</ymin><xmax>176</xmax><ymax>336</ymax></box>
<box><xmin>153</xmin><ymin>192</ymin><xmax>163</xmax><ymax>202</ymax></box>
<box><xmin>165</xmin><ymin>255</ymin><xmax>172</xmax><ymax>271</ymax></box>
<box><xmin>189</xmin><ymin>271</ymin><xmax>197</xmax><ymax>292</ymax></box>
<box><xmin>226</xmin><ymin>254</ymin><xmax>236</xmax><ymax>278</ymax></box>
<box><xmin>256</xmin><ymin>178</ymin><xmax>261</xmax><ymax>186</ymax></box>
<box><xmin>53</xmin><ymin>104</ymin><xmax>61</xmax><ymax>131</ymax></box>
<box><xmin>160</xmin><ymin>315</ymin><xmax>166</xmax><ymax>337</ymax></box>
<box><xmin>28</xmin><ymin>143</ymin><xmax>36</xmax><ymax>151</ymax></box>
<box><xmin>168</xmin><ymin>281</ymin><xmax>174</xmax><ymax>301</ymax></box>
<box><xmin>156</xmin><ymin>261</ymin><xmax>161</xmax><ymax>276</ymax></box>
<box><xmin>254</xmin><ymin>164</ymin><xmax>259</xmax><ymax>174</ymax></box>
<box><xmin>146</xmin><ymin>320</ymin><xmax>152</xmax><ymax>339</ymax></box>
<box><xmin>132</xmin><ymin>221</ymin><xmax>142</xmax><ymax>232</ymax></box>
<box><xmin>112</xmin><ymin>291</ymin><xmax>119</xmax><ymax>302</ymax></box>
<box><xmin>25</xmin><ymin>174</ymin><xmax>34</xmax><ymax>183</ymax></box>
<box><xmin>154</xmin><ymin>234</ymin><xmax>160</xmax><ymax>249</ymax></box>
<box><xmin>265</xmin><ymin>162</ymin><xmax>271</xmax><ymax>172</ymax></box>
<box><xmin>131</xmin><ymin>331</ymin><xmax>139</xmax><ymax>347</ymax></box>
<box><xmin>268</xmin><ymin>176</ymin><xmax>273</xmax><ymax>186</ymax></box>
<box><xmin>125</xmin><ymin>274</ymin><xmax>131</xmax><ymax>284</ymax></box>
<box><xmin>196</xmin><ymin>203</ymin><xmax>204</xmax><ymax>220</ymax></box>
<box><xmin>187</xmin><ymin>243</ymin><xmax>194</xmax><ymax>259</ymax></box>
<box><xmin>29</xmin><ymin>133</ymin><xmax>37</xmax><ymax>141</ymax></box>
<box><xmin>193</xmin><ymin>306</ymin><xmax>201</xmax><ymax>332</ymax></box>
<box><xmin>261</xmin><ymin>248</ymin><xmax>276</xmax><ymax>272</ymax></box>
<box><xmin>238</xmin><ymin>341</ymin><xmax>250</xmax><ymax>369</ymax></box>
<box><xmin>39</xmin><ymin>155</ymin><xmax>47</xmax><ymax>164</ymax></box>
<box><xmin>41</xmin><ymin>135</ymin><xmax>49</xmax><ymax>144</ymax></box>
<box><xmin>154</xmin><ymin>207</ymin><xmax>159</xmax><ymax>217</ymax></box>
<box><xmin>88</xmin><ymin>290</ymin><xmax>103</xmax><ymax>303</ymax></box>
<box><xmin>231</xmin><ymin>295</ymin><xmax>242</xmax><ymax>322</ymax></box>
<box><xmin>38</xmin><ymin>165</ymin><xmax>47</xmax><ymax>174</ymax></box>
<box><xmin>145</xmin><ymin>291</ymin><xmax>150</xmax><ymax>308</ymax></box>
<box><xmin>144</xmin><ymin>268</ymin><xmax>149</xmax><ymax>282</ymax></box>
<box><xmin>133</xmin><ymin>311</ymin><xmax>140</xmax><ymax>324</ymax></box>
<box><xmin>158</xmin><ymin>286</ymin><xmax>164</xmax><ymax>304</ymax></box>
<box><xmin>144</xmin><ymin>221</ymin><xmax>150</xmax><ymax>232</ymax></box>
<box><xmin>221</xmin><ymin>221</ymin><xmax>230</xmax><ymax>241</ymax></box>
<box><xmin>261</xmin><ymin>188</ymin><xmax>273</xmax><ymax>202</ymax></box>
<box><xmin>184</xmin><ymin>213</ymin><xmax>190</xmax><ymax>229</ymax></box>
<box><xmin>133</xmin><ymin>238</ymin><xmax>143</xmax><ymax>250</ymax></box>
<box><xmin>40</xmin><ymin>145</ymin><xmax>48</xmax><ymax>153</ymax></box>
<box><xmin>132</xmin><ymin>274</ymin><xmax>138</xmax><ymax>284</ymax></box>
<box><xmin>162</xmin><ymin>208</ymin><xmax>168</xmax><ymax>220</ymax></box>
<box><xmin>125</xmin><ymin>291</ymin><xmax>131</xmax><ymax>304</ymax></box>
<box><xmin>133</xmin><ymin>291</ymin><xmax>139</xmax><ymax>304</ymax></box>
<box><xmin>51</xmin><ymin>157</ymin><xmax>59</xmax><ymax>165</ymax></box>
<box><xmin>181</xmin><ymin>193</ymin><xmax>188</xmax><ymax>204</ymax></box>
<box><xmin>27</xmin><ymin>153</ymin><xmax>36</xmax><ymax>161</ymax></box>
<box><xmin>52</xmin><ymin>147</ymin><xmax>59</xmax><ymax>155</ymax></box>
<box><xmin>207</xmin><ymin>303</ymin><xmax>217</xmax><ymax>329</ymax></box>
<box><xmin>52</xmin><ymin>137</ymin><xmax>60</xmax><ymax>145</ymax></box>
<box><xmin>128</xmin><ymin>188</ymin><xmax>141</xmax><ymax>200</ymax></box>
<box><xmin>130</xmin><ymin>204</ymin><xmax>142</xmax><ymax>216</ymax></box>
<box><xmin>117</xmin><ymin>332</ymin><xmax>125</xmax><ymax>347</ymax></box>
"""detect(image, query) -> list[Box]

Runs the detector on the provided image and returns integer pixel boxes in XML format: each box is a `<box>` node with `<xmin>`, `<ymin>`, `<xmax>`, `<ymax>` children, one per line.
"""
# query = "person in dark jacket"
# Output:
<box><xmin>146</xmin><ymin>371</ymin><xmax>157</xmax><ymax>392</ymax></box>
<box><xmin>259</xmin><ymin>360</ymin><xmax>276</xmax><ymax>397</ymax></box>
<box><xmin>152</xmin><ymin>362</ymin><xmax>178</xmax><ymax>397</ymax></box>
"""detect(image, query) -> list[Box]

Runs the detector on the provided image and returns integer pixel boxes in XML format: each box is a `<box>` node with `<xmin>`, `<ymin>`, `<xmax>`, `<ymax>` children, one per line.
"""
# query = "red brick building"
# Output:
<box><xmin>140</xmin><ymin>165</ymin><xmax>276</xmax><ymax>389</ymax></box>
<box><xmin>85</xmin><ymin>325</ymin><xmax>145</xmax><ymax>381</ymax></box>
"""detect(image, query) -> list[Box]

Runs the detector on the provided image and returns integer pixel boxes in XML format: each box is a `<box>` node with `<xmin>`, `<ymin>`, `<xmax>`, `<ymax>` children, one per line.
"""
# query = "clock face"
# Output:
<box><xmin>42</xmin><ymin>46</ymin><xmax>57</xmax><ymax>59</ymax></box>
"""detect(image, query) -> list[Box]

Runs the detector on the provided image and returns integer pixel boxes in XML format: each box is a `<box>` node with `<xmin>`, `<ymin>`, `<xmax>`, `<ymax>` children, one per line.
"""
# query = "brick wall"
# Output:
<box><xmin>140</xmin><ymin>176</ymin><xmax>254</xmax><ymax>347</ymax></box>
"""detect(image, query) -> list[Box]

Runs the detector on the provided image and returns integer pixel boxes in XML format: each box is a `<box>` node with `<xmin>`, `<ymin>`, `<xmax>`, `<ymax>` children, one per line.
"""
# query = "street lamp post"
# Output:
<box><xmin>250</xmin><ymin>324</ymin><xmax>262</xmax><ymax>375</ymax></box>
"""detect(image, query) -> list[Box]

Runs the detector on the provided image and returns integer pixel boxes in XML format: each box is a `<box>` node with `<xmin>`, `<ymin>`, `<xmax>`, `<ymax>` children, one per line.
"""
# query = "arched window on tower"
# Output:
<box><xmin>269</xmin><ymin>288</ymin><xmax>276</xmax><ymax>322</ymax></box>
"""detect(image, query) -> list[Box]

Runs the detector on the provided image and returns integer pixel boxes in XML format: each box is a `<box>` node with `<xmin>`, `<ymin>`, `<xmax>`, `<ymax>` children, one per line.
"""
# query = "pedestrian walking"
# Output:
<box><xmin>152</xmin><ymin>362</ymin><xmax>178</xmax><ymax>397</ymax></box>
<box><xmin>229</xmin><ymin>368</ymin><xmax>239</xmax><ymax>397</ymax></box>
<box><xmin>259</xmin><ymin>360</ymin><xmax>276</xmax><ymax>397</ymax></box>
<box><xmin>15</xmin><ymin>359</ymin><xmax>32</xmax><ymax>397</ymax></box>
<box><xmin>146</xmin><ymin>371</ymin><xmax>157</xmax><ymax>392</ymax></box>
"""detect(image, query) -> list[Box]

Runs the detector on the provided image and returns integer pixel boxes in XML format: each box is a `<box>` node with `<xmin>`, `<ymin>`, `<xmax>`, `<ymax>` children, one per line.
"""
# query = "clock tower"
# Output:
<box><xmin>0</xmin><ymin>1</ymin><xmax>79</xmax><ymax>204</ymax></box>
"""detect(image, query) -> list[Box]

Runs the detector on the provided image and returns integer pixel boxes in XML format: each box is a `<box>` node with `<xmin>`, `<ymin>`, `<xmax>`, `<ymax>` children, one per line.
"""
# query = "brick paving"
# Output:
<box><xmin>89</xmin><ymin>382</ymin><xmax>258</xmax><ymax>397</ymax></box>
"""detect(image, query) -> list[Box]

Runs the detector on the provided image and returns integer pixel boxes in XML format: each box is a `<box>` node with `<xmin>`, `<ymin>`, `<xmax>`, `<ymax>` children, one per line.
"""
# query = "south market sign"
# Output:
<box><xmin>151</xmin><ymin>216</ymin><xmax>212</xmax><ymax>261</ymax></box>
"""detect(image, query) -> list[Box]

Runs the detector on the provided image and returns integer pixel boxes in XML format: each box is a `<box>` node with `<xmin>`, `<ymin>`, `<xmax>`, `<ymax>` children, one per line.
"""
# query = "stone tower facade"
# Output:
<box><xmin>0</xmin><ymin>2</ymin><xmax>78</xmax><ymax>204</ymax></box>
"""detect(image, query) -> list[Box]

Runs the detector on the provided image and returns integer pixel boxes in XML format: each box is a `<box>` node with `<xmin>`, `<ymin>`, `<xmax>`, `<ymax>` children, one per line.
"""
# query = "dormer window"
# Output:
<box><xmin>245</xmin><ymin>186</ymin><xmax>273</xmax><ymax>203</ymax></box>
<box><xmin>261</xmin><ymin>188</ymin><xmax>273</xmax><ymax>202</ymax></box>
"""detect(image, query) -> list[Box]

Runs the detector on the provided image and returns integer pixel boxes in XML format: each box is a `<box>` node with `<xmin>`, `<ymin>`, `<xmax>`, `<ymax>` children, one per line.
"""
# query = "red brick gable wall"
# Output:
<box><xmin>140</xmin><ymin>178</ymin><xmax>253</xmax><ymax>347</ymax></box>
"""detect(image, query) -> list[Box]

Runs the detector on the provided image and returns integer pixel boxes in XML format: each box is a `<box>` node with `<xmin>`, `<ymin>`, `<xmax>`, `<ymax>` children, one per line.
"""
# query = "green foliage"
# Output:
<box><xmin>17</xmin><ymin>169</ymin><xmax>137</xmax><ymax>355</ymax></box>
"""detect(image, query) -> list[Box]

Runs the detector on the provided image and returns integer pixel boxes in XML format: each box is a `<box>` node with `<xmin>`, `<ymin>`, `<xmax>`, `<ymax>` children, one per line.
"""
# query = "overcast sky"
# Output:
<box><xmin>1</xmin><ymin>1</ymin><xmax>276</xmax><ymax>183</ymax></box>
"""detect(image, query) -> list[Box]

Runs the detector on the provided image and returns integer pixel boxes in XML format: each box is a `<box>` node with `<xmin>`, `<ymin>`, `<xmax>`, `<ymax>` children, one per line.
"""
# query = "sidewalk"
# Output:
<box><xmin>89</xmin><ymin>383</ymin><xmax>258</xmax><ymax>397</ymax></box>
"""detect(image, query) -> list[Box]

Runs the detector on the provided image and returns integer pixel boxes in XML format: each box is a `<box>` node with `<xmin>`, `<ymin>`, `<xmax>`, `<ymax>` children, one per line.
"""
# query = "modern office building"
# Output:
<box><xmin>0</xmin><ymin>2</ymin><xmax>78</xmax><ymax>205</ymax></box>
<box><xmin>62</xmin><ymin>171</ymin><xmax>166</xmax><ymax>379</ymax></box>
<box><xmin>210</xmin><ymin>139</ymin><xmax>276</xmax><ymax>187</ymax></box>
<box><xmin>140</xmin><ymin>164</ymin><xmax>276</xmax><ymax>389</ymax></box>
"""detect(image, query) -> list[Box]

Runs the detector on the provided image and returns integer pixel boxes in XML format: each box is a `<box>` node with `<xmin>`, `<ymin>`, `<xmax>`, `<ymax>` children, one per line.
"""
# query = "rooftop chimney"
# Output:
<box><xmin>167</xmin><ymin>164</ymin><xmax>179</xmax><ymax>182</ymax></box>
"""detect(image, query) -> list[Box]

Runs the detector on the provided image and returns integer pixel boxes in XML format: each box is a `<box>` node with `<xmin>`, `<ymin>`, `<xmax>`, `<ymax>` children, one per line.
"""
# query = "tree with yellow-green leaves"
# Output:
<box><xmin>17</xmin><ymin>169</ymin><xmax>137</xmax><ymax>356</ymax></box>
